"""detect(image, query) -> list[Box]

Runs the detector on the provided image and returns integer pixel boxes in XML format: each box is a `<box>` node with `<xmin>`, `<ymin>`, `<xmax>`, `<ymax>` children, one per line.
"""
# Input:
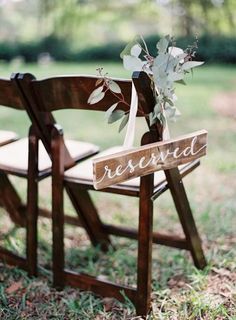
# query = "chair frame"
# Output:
<box><xmin>0</xmin><ymin>76</ymin><xmax>36</xmax><ymax>271</ymax></box>
<box><xmin>13</xmin><ymin>73</ymin><xmax>112</xmax><ymax>273</ymax></box>
<box><xmin>16</xmin><ymin>71</ymin><xmax>206</xmax><ymax>316</ymax></box>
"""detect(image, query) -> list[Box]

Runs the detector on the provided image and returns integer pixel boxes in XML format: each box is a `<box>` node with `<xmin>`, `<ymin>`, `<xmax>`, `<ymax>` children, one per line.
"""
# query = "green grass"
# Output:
<box><xmin>0</xmin><ymin>62</ymin><xmax>236</xmax><ymax>319</ymax></box>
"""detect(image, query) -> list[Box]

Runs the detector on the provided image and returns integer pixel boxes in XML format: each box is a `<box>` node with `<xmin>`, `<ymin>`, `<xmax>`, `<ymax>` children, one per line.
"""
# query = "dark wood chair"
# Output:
<box><xmin>0</xmin><ymin>75</ymin><xmax>100</xmax><ymax>276</ymax></box>
<box><xmin>17</xmin><ymin>71</ymin><xmax>206</xmax><ymax>316</ymax></box>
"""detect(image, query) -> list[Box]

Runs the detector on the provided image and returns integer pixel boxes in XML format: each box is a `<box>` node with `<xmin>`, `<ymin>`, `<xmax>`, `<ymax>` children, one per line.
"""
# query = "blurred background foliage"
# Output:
<box><xmin>0</xmin><ymin>0</ymin><xmax>235</xmax><ymax>63</ymax></box>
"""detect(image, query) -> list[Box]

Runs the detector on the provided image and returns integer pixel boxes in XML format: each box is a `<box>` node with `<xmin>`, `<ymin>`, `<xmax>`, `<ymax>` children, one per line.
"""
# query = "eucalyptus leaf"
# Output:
<box><xmin>165</xmin><ymin>106</ymin><xmax>176</xmax><ymax>118</ymax></box>
<box><xmin>149</xmin><ymin>112</ymin><xmax>157</xmax><ymax>126</ymax></box>
<box><xmin>176</xmin><ymin>52</ymin><xmax>188</xmax><ymax>63</ymax></box>
<box><xmin>87</xmin><ymin>86</ymin><xmax>103</xmax><ymax>104</ymax></box>
<box><xmin>153</xmin><ymin>53</ymin><xmax>169</xmax><ymax>69</ymax></box>
<box><xmin>156</xmin><ymin>37</ymin><xmax>169</xmax><ymax>54</ymax></box>
<box><xmin>108</xmin><ymin>80</ymin><xmax>122</xmax><ymax>94</ymax></box>
<box><xmin>89</xmin><ymin>91</ymin><xmax>105</xmax><ymax>104</ymax></box>
<box><xmin>130</xmin><ymin>44</ymin><xmax>142</xmax><ymax>57</ymax></box>
<box><xmin>95</xmin><ymin>78</ymin><xmax>103</xmax><ymax>86</ymax></box>
<box><xmin>168</xmin><ymin>46</ymin><xmax>184</xmax><ymax>58</ymax></box>
<box><xmin>120</xmin><ymin>36</ymin><xmax>140</xmax><ymax>58</ymax></box>
<box><xmin>168</xmin><ymin>71</ymin><xmax>184</xmax><ymax>82</ymax></box>
<box><xmin>164</xmin><ymin>98</ymin><xmax>174</xmax><ymax>106</ymax></box>
<box><xmin>159</xmin><ymin>113</ymin><xmax>166</xmax><ymax>127</ymax></box>
<box><xmin>182</xmin><ymin>61</ymin><xmax>204</xmax><ymax>70</ymax></box>
<box><xmin>105</xmin><ymin>103</ymin><xmax>118</xmax><ymax>120</ymax></box>
<box><xmin>119</xmin><ymin>114</ymin><xmax>129</xmax><ymax>132</ymax></box>
<box><xmin>175</xmin><ymin>79</ymin><xmax>186</xmax><ymax>85</ymax></box>
<box><xmin>153</xmin><ymin>67</ymin><xmax>169</xmax><ymax>90</ymax></box>
<box><xmin>108</xmin><ymin>110</ymin><xmax>125</xmax><ymax>124</ymax></box>
<box><xmin>154</xmin><ymin>103</ymin><xmax>162</xmax><ymax>116</ymax></box>
<box><xmin>123</xmin><ymin>55</ymin><xmax>145</xmax><ymax>72</ymax></box>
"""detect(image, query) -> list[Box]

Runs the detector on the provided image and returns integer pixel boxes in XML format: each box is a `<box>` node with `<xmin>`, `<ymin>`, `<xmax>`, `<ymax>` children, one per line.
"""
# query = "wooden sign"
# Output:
<box><xmin>93</xmin><ymin>129</ymin><xmax>207</xmax><ymax>190</ymax></box>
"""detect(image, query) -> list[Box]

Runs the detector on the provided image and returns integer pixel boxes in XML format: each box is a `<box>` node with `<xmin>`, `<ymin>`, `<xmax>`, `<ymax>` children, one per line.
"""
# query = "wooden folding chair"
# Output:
<box><xmin>0</xmin><ymin>75</ymin><xmax>101</xmax><ymax>276</ymax></box>
<box><xmin>17</xmin><ymin>71</ymin><xmax>206</xmax><ymax>316</ymax></box>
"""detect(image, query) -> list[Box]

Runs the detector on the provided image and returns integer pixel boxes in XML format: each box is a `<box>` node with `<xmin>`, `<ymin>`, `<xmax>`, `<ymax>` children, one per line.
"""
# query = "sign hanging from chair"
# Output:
<box><xmin>93</xmin><ymin>130</ymin><xmax>208</xmax><ymax>190</ymax></box>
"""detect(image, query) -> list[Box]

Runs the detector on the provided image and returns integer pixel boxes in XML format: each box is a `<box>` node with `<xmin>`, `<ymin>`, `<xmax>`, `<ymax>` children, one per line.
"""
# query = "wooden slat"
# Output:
<box><xmin>0</xmin><ymin>172</ymin><xmax>26</xmax><ymax>226</ymax></box>
<box><xmin>93</xmin><ymin>130</ymin><xmax>207</xmax><ymax>190</ymax></box>
<box><xmin>65</xmin><ymin>184</ymin><xmax>110</xmax><ymax>251</ymax></box>
<box><xmin>31</xmin><ymin>76</ymin><xmax>136</xmax><ymax>114</ymax></box>
<box><xmin>0</xmin><ymin>246</ymin><xmax>27</xmax><ymax>270</ymax></box>
<box><xmin>64</xmin><ymin>270</ymin><xmax>137</xmax><ymax>304</ymax></box>
<box><xmin>103</xmin><ymin>224</ymin><xmax>189</xmax><ymax>250</ymax></box>
<box><xmin>38</xmin><ymin>208</ymin><xmax>82</xmax><ymax>227</ymax></box>
<box><xmin>0</xmin><ymin>77</ymin><xmax>24</xmax><ymax>109</ymax></box>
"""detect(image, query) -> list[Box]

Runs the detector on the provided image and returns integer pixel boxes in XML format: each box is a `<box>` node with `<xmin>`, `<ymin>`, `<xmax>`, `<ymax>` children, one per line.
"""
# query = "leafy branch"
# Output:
<box><xmin>121</xmin><ymin>35</ymin><xmax>204</xmax><ymax>128</ymax></box>
<box><xmin>88</xmin><ymin>35</ymin><xmax>204</xmax><ymax>135</ymax></box>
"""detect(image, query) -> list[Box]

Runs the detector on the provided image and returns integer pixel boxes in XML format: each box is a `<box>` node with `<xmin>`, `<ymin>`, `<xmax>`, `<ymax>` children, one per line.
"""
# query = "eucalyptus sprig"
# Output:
<box><xmin>87</xmin><ymin>35</ymin><xmax>204</xmax><ymax>133</ymax></box>
<box><xmin>121</xmin><ymin>35</ymin><xmax>204</xmax><ymax>127</ymax></box>
<box><xmin>87</xmin><ymin>68</ymin><xmax>131</xmax><ymax>132</ymax></box>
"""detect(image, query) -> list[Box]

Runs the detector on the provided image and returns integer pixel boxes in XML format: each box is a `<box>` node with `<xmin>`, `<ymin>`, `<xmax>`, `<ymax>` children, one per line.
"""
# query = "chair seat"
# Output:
<box><xmin>0</xmin><ymin>130</ymin><xmax>18</xmax><ymax>146</ymax></box>
<box><xmin>0</xmin><ymin>137</ymin><xmax>99</xmax><ymax>177</ymax></box>
<box><xmin>64</xmin><ymin>146</ymin><xmax>188</xmax><ymax>188</ymax></box>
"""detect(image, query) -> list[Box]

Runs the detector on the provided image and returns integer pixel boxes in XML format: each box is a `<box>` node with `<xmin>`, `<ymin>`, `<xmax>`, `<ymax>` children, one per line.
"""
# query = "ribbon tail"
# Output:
<box><xmin>162</xmin><ymin>111</ymin><xmax>170</xmax><ymax>141</ymax></box>
<box><xmin>123</xmin><ymin>82</ymin><xmax>138</xmax><ymax>150</ymax></box>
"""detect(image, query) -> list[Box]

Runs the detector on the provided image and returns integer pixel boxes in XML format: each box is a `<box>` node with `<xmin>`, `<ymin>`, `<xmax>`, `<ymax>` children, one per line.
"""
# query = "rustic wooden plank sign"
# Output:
<box><xmin>93</xmin><ymin>129</ymin><xmax>208</xmax><ymax>190</ymax></box>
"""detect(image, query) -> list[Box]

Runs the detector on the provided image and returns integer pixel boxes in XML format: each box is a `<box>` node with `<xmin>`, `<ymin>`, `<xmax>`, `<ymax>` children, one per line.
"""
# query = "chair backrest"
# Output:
<box><xmin>15</xmin><ymin>71</ymin><xmax>163</xmax><ymax>168</ymax></box>
<box><xmin>0</xmin><ymin>77</ymin><xmax>24</xmax><ymax>110</ymax></box>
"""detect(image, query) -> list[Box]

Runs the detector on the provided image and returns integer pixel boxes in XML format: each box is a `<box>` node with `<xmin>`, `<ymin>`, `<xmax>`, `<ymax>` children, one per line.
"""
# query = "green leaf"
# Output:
<box><xmin>164</xmin><ymin>98</ymin><xmax>174</xmax><ymax>106</ymax></box>
<box><xmin>95</xmin><ymin>78</ymin><xmax>103</xmax><ymax>86</ymax></box>
<box><xmin>130</xmin><ymin>44</ymin><xmax>142</xmax><ymax>57</ymax></box>
<box><xmin>108</xmin><ymin>80</ymin><xmax>121</xmax><ymax>94</ymax></box>
<box><xmin>105</xmin><ymin>103</ymin><xmax>118</xmax><ymax>120</ymax></box>
<box><xmin>149</xmin><ymin>112</ymin><xmax>158</xmax><ymax>126</ymax></box>
<box><xmin>123</xmin><ymin>55</ymin><xmax>145</xmax><ymax>71</ymax></box>
<box><xmin>119</xmin><ymin>114</ymin><xmax>129</xmax><ymax>132</ymax></box>
<box><xmin>108</xmin><ymin>110</ymin><xmax>125</xmax><ymax>124</ymax></box>
<box><xmin>120</xmin><ymin>36</ymin><xmax>139</xmax><ymax>58</ymax></box>
<box><xmin>154</xmin><ymin>103</ymin><xmax>162</xmax><ymax>116</ymax></box>
<box><xmin>175</xmin><ymin>79</ymin><xmax>186</xmax><ymax>85</ymax></box>
<box><xmin>156</xmin><ymin>36</ymin><xmax>169</xmax><ymax>54</ymax></box>
<box><xmin>165</xmin><ymin>106</ymin><xmax>176</xmax><ymax>118</ymax></box>
<box><xmin>182</xmin><ymin>61</ymin><xmax>204</xmax><ymax>71</ymax></box>
<box><xmin>87</xmin><ymin>86</ymin><xmax>104</xmax><ymax>104</ymax></box>
<box><xmin>168</xmin><ymin>71</ymin><xmax>184</xmax><ymax>82</ymax></box>
<box><xmin>159</xmin><ymin>112</ymin><xmax>166</xmax><ymax>127</ymax></box>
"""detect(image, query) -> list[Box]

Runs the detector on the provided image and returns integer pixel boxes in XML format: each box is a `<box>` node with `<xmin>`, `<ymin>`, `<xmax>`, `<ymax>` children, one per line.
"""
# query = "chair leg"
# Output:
<box><xmin>51</xmin><ymin>129</ymin><xmax>65</xmax><ymax>289</ymax></box>
<box><xmin>165</xmin><ymin>168</ymin><xmax>207</xmax><ymax>269</ymax></box>
<box><xmin>27</xmin><ymin>131</ymin><xmax>39</xmax><ymax>277</ymax></box>
<box><xmin>136</xmin><ymin>173</ymin><xmax>154</xmax><ymax>316</ymax></box>
<box><xmin>0</xmin><ymin>171</ymin><xmax>25</xmax><ymax>227</ymax></box>
<box><xmin>65</xmin><ymin>183</ymin><xmax>111</xmax><ymax>251</ymax></box>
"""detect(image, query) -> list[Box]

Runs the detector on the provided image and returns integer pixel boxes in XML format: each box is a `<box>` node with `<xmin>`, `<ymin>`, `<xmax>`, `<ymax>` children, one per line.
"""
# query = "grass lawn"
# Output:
<box><xmin>0</xmin><ymin>62</ymin><xmax>235</xmax><ymax>319</ymax></box>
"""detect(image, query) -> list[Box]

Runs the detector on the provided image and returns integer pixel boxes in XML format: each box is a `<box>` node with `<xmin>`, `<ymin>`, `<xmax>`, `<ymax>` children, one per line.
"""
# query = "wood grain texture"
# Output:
<box><xmin>93</xmin><ymin>130</ymin><xmax>207</xmax><ymax>189</ymax></box>
<box><xmin>0</xmin><ymin>78</ymin><xmax>24</xmax><ymax>109</ymax></box>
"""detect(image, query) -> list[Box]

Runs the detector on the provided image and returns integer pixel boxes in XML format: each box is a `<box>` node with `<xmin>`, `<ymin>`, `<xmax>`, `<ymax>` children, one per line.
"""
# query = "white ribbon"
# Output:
<box><xmin>123</xmin><ymin>83</ymin><xmax>170</xmax><ymax>148</ymax></box>
<box><xmin>123</xmin><ymin>81</ymin><xmax>138</xmax><ymax>149</ymax></box>
<box><xmin>162</xmin><ymin>111</ymin><xmax>170</xmax><ymax>141</ymax></box>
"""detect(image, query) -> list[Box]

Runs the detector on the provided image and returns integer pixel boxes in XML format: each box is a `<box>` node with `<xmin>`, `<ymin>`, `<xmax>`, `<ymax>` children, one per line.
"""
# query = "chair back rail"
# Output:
<box><xmin>17</xmin><ymin>71</ymin><xmax>162</xmax><ymax>144</ymax></box>
<box><xmin>0</xmin><ymin>77</ymin><xmax>24</xmax><ymax>110</ymax></box>
<box><xmin>14</xmin><ymin>73</ymin><xmax>74</xmax><ymax>168</ymax></box>
<box><xmin>15</xmin><ymin>71</ymin><xmax>160</xmax><ymax>168</ymax></box>
<box><xmin>30</xmin><ymin>75</ymin><xmax>133</xmax><ymax>113</ymax></box>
